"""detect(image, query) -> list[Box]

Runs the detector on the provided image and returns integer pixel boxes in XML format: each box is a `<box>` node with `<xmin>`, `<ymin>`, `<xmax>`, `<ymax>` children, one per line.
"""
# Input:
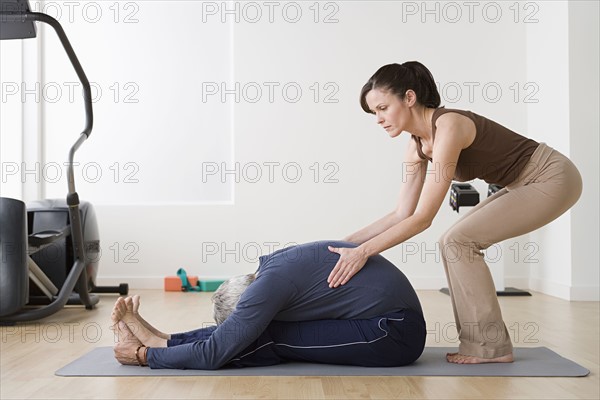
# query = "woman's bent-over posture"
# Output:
<box><xmin>326</xmin><ymin>62</ymin><xmax>582</xmax><ymax>364</ymax></box>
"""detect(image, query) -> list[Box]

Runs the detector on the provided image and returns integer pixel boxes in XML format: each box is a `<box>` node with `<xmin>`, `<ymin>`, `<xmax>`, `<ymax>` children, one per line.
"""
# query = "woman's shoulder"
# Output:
<box><xmin>433</xmin><ymin>106</ymin><xmax>478</xmax><ymax>122</ymax></box>
<box><xmin>433</xmin><ymin>107</ymin><xmax>478</xmax><ymax>149</ymax></box>
<box><xmin>432</xmin><ymin>106</ymin><xmax>478</xmax><ymax>129</ymax></box>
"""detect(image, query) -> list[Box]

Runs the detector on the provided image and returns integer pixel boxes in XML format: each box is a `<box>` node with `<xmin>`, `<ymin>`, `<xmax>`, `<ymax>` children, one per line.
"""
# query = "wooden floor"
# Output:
<box><xmin>1</xmin><ymin>289</ymin><xmax>598</xmax><ymax>399</ymax></box>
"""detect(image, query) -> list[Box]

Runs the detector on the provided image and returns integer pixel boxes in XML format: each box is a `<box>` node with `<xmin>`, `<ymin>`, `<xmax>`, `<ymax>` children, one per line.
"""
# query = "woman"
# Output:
<box><xmin>327</xmin><ymin>61</ymin><xmax>582</xmax><ymax>364</ymax></box>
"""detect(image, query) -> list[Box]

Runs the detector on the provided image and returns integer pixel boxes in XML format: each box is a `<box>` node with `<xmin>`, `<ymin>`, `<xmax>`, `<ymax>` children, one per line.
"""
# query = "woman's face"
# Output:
<box><xmin>365</xmin><ymin>88</ymin><xmax>409</xmax><ymax>138</ymax></box>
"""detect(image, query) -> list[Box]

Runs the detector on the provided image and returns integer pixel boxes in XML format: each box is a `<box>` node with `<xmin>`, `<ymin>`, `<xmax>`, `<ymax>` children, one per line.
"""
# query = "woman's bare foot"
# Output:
<box><xmin>446</xmin><ymin>352</ymin><xmax>514</xmax><ymax>364</ymax></box>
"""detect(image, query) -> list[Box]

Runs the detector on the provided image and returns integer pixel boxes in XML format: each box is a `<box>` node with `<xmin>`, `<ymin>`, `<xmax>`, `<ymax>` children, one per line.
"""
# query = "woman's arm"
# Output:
<box><xmin>329</xmin><ymin>113</ymin><xmax>474</xmax><ymax>287</ymax></box>
<box><xmin>344</xmin><ymin>139</ymin><xmax>428</xmax><ymax>245</ymax></box>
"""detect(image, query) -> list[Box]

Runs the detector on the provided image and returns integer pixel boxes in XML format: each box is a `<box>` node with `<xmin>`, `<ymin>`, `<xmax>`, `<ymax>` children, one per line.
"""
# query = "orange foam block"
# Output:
<box><xmin>164</xmin><ymin>275</ymin><xmax>198</xmax><ymax>291</ymax></box>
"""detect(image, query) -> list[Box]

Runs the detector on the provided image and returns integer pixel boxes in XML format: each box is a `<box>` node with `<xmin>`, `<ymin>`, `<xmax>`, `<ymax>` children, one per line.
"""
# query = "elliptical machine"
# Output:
<box><xmin>0</xmin><ymin>0</ymin><xmax>128</xmax><ymax>324</ymax></box>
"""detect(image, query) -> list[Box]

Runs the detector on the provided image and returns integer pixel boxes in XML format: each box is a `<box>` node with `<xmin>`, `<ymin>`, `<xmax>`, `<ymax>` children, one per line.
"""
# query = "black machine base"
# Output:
<box><xmin>91</xmin><ymin>283</ymin><xmax>129</xmax><ymax>295</ymax></box>
<box><xmin>0</xmin><ymin>293</ymin><xmax>100</xmax><ymax>325</ymax></box>
<box><xmin>440</xmin><ymin>287</ymin><xmax>532</xmax><ymax>296</ymax></box>
<box><xmin>27</xmin><ymin>293</ymin><xmax>101</xmax><ymax>308</ymax></box>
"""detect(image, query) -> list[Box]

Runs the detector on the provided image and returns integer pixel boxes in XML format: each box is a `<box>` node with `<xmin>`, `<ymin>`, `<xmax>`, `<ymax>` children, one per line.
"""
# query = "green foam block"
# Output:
<box><xmin>199</xmin><ymin>280</ymin><xmax>225</xmax><ymax>292</ymax></box>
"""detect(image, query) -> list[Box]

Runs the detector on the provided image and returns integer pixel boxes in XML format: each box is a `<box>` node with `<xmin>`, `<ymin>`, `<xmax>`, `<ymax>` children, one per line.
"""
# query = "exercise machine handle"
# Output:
<box><xmin>1</xmin><ymin>11</ymin><xmax>93</xmax><ymax>196</ymax></box>
<box><xmin>26</xmin><ymin>12</ymin><xmax>93</xmax><ymax>197</ymax></box>
<box><xmin>25</xmin><ymin>12</ymin><xmax>93</xmax><ymax>139</ymax></box>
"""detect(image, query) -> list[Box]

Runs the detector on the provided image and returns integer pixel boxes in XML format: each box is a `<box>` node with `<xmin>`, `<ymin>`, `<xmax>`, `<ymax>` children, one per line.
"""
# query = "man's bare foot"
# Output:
<box><xmin>111</xmin><ymin>297</ymin><xmax>127</xmax><ymax>327</ymax></box>
<box><xmin>110</xmin><ymin>296</ymin><xmax>170</xmax><ymax>341</ymax></box>
<box><xmin>115</xmin><ymin>320</ymin><xmax>139</xmax><ymax>344</ymax></box>
<box><xmin>117</xmin><ymin>297</ymin><xmax>168</xmax><ymax>348</ymax></box>
<box><xmin>129</xmin><ymin>295</ymin><xmax>170</xmax><ymax>340</ymax></box>
<box><xmin>446</xmin><ymin>352</ymin><xmax>514</xmax><ymax>364</ymax></box>
<box><xmin>113</xmin><ymin>321</ymin><xmax>145</xmax><ymax>366</ymax></box>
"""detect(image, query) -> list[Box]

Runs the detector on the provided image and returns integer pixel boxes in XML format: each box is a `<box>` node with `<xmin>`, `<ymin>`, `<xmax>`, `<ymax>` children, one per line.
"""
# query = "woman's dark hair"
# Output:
<box><xmin>360</xmin><ymin>61</ymin><xmax>441</xmax><ymax>113</ymax></box>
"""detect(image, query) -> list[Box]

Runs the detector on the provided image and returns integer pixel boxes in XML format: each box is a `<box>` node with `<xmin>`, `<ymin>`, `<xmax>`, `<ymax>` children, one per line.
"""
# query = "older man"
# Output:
<box><xmin>113</xmin><ymin>240</ymin><xmax>426</xmax><ymax>369</ymax></box>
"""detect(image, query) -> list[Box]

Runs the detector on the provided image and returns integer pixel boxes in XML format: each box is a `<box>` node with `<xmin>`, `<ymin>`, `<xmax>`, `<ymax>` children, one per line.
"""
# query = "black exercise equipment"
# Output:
<box><xmin>488</xmin><ymin>184</ymin><xmax>504</xmax><ymax>197</ymax></box>
<box><xmin>448</xmin><ymin>183</ymin><xmax>480</xmax><ymax>213</ymax></box>
<box><xmin>0</xmin><ymin>0</ymin><xmax>128</xmax><ymax>324</ymax></box>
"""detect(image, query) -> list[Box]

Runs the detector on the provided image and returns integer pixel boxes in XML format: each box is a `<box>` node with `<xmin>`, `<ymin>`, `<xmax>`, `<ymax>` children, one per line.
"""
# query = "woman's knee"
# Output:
<box><xmin>438</xmin><ymin>228</ymin><xmax>459</xmax><ymax>251</ymax></box>
<box><xmin>440</xmin><ymin>227</ymin><xmax>470</xmax><ymax>252</ymax></box>
<box><xmin>439</xmin><ymin>219</ymin><xmax>478</xmax><ymax>245</ymax></box>
<box><xmin>439</xmin><ymin>227</ymin><xmax>489</xmax><ymax>268</ymax></box>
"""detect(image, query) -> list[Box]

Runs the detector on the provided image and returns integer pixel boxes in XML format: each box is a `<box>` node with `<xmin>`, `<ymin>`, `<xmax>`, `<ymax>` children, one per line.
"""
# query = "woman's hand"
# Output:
<box><xmin>327</xmin><ymin>246</ymin><xmax>369</xmax><ymax>288</ymax></box>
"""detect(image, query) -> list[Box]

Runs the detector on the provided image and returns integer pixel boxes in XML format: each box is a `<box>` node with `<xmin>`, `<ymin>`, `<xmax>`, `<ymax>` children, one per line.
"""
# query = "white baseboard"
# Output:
<box><xmin>570</xmin><ymin>285</ymin><xmax>600</xmax><ymax>301</ymax></box>
<box><xmin>96</xmin><ymin>276</ymin><xmax>229</xmax><ymax>290</ymax></box>
<box><xmin>96</xmin><ymin>276</ymin><xmax>163</xmax><ymax>290</ymax></box>
<box><xmin>529</xmin><ymin>277</ymin><xmax>599</xmax><ymax>301</ymax></box>
<box><xmin>528</xmin><ymin>277</ymin><xmax>571</xmax><ymax>300</ymax></box>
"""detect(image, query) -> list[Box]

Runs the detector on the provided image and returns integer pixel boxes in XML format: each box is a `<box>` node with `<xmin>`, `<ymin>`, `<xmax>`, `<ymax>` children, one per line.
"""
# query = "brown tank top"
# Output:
<box><xmin>412</xmin><ymin>107</ymin><xmax>539</xmax><ymax>186</ymax></box>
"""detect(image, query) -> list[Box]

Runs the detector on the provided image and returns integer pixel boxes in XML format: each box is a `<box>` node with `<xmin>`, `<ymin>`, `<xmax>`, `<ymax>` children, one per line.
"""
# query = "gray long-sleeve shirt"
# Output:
<box><xmin>147</xmin><ymin>240</ymin><xmax>423</xmax><ymax>369</ymax></box>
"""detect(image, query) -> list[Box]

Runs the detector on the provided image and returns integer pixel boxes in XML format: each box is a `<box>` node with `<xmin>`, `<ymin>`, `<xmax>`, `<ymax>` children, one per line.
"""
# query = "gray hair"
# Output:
<box><xmin>211</xmin><ymin>273</ymin><xmax>256</xmax><ymax>325</ymax></box>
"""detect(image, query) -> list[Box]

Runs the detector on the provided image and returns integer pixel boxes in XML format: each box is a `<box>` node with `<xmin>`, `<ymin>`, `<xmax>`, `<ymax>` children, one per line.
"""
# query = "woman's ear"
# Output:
<box><xmin>404</xmin><ymin>90</ymin><xmax>417</xmax><ymax>107</ymax></box>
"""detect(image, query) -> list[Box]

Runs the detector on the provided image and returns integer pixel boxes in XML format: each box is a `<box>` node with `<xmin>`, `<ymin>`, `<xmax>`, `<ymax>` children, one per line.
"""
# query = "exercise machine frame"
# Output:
<box><xmin>0</xmin><ymin>0</ymin><xmax>127</xmax><ymax>323</ymax></box>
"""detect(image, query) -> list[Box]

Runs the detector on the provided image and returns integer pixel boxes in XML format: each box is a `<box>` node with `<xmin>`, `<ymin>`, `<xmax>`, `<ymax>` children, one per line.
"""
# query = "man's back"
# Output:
<box><xmin>255</xmin><ymin>240</ymin><xmax>423</xmax><ymax>321</ymax></box>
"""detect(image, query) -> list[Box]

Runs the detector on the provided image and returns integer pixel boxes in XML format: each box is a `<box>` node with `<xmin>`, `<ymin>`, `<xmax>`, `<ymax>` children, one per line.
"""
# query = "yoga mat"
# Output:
<box><xmin>56</xmin><ymin>347</ymin><xmax>589</xmax><ymax>377</ymax></box>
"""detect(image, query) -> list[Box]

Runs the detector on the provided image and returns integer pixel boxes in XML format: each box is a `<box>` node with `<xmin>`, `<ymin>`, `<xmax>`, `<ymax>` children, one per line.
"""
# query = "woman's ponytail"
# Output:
<box><xmin>360</xmin><ymin>61</ymin><xmax>441</xmax><ymax>113</ymax></box>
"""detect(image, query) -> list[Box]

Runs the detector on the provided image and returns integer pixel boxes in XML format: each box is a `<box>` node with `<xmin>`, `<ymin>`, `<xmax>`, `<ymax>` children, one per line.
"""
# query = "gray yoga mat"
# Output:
<box><xmin>55</xmin><ymin>346</ymin><xmax>589</xmax><ymax>377</ymax></box>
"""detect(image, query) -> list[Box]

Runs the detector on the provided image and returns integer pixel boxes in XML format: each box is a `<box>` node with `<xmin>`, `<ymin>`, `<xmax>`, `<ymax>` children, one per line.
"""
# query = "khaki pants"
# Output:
<box><xmin>439</xmin><ymin>143</ymin><xmax>583</xmax><ymax>358</ymax></box>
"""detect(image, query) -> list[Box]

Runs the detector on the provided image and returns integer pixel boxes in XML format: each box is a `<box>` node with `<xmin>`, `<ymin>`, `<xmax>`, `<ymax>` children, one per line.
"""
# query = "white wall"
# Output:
<box><xmin>526</xmin><ymin>1</ymin><xmax>572</xmax><ymax>298</ymax></box>
<box><xmin>0</xmin><ymin>39</ymin><xmax>23</xmax><ymax>199</ymax></box>
<box><xmin>39</xmin><ymin>1</ymin><xmax>234</xmax><ymax>205</ymax></box>
<box><xmin>1</xmin><ymin>21</ymin><xmax>44</xmax><ymax>202</ymax></box>
<box><xmin>1</xmin><ymin>1</ymin><xmax>596</xmax><ymax>299</ymax></box>
<box><xmin>568</xmin><ymin>1</ymin><xmax>600</xmax><ymax>301</ymax></box>
<box><xmin>526</xmin><ymin>1</ymin><xmax>600</xmax><ymax>300</ymax></box>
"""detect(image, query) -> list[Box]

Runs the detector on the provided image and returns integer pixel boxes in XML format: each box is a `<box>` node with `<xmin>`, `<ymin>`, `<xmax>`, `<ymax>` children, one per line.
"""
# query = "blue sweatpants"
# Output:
<box><xmin>168</xmin><ymin>308</ymin><xmax>425</xmax><ymax>368</ymax></box>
